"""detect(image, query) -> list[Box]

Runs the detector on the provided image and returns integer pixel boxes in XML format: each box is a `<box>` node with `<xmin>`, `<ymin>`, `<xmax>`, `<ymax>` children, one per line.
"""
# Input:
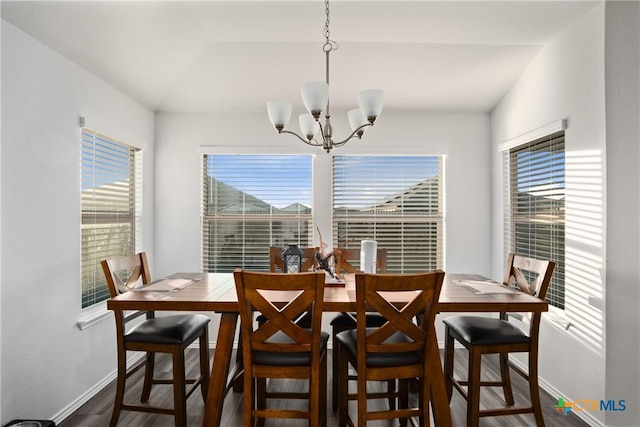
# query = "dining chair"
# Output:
<box><xmin>233</xmin><ymin>269</ymin><xmax>328</xmax><ymax>427</ymax></box>
<box><xmin>336</xmin><ymin>271</ymin><xmax>445</xmax><ymax>427</ymax></box>
<box><xmin>442</xmin><ymin>253</ymin><xmax>555</xmax><ymax>427</ymax></box>
<box><xmin>330</xmin><ymin>247</ymin><xmax>390</xmax><ymax>411</ymax></box>
<box><xmin>101</xmin><ymin>252</ymin><xmax>210</xmax><ymax>427</ymax></box>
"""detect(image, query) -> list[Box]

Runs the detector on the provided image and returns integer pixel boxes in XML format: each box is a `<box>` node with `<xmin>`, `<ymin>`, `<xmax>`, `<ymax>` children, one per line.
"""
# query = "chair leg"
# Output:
<box><xmin>199</xmin><ymin>331</ymin><xmax>210</xmax><ymax>400</ymax></box>
<box><xmin>399</xmin><ymin>379</ymin><xmax>409</xmax><ymax>427</ymax></box>
<box><xmin>243</xmin><ymin>367</ymin><xmax>254</xmax><ymax>427</ymax></box>
<box><xmin>332</xmin><ymin>326</ymin><xmax>341</xmax><ymax>412</ymax></box>
<box><xmin>357</xmin><ymin>365</ymin><xmax>367</xmax><ymax>427</ymax></box>
<box><xmin>337</xmin><ymin>345</ymin><xmax>350</xmax><ymax>427</ymax></box>
<box><xmin>421</xmin><ymin>374</ymin><xmax>431</xmax><ymax>427</ymax></box>
<box><xmin>172</xmin><ymin>348</ymin><xmax>187</xmax><ymax>427</ymax></box>
<box><xmin>444</xmin><ymin>328</ymin><xmax>455</xmax><ymax>402</ymax></box>
<box><xmin>140</xmin><ymin>351</ymin><xmax>155</xmax><ymax>402</ymax></box>
<box><xmin>110</xmin><ymin>349</ymin><xmax>127</xmax><ymax>427</ymax></box>
<box><xmin>256</xmin><ymin>378</ymin><xmax>266</xmax><ymax>427</ymax></box>
<box><xmin>529</xmin><ymin>348</ymin><xmax>546</xmax><ymax>427</ymax></box>
<box><xmin>499</xmin><ymin>352</ymin><xmax>515</xmax><ymax>405</ymax></box>
<box><xmin>467</xmin><ymin>348</ymin><xmax>482</xmax><ymax>427</ymax></box>
<box><xmin>321</xmin><ymin>352</ymin><xmax>328</xmax><ymax>427</ymax></box>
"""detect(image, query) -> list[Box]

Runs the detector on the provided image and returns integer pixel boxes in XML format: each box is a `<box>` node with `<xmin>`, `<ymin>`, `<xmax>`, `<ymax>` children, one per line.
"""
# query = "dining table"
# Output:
<box><xmin>107</xmin><ymin>271</ymin><xmax>548</xmax><ymax>427</ymax></box>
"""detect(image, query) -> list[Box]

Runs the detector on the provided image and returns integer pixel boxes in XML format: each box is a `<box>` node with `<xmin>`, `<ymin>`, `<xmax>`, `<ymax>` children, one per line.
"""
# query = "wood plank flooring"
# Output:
<box><xmin>58</xmin><ymin>349</ymin><xmax>591</xmax><ymax>426</ymax></box>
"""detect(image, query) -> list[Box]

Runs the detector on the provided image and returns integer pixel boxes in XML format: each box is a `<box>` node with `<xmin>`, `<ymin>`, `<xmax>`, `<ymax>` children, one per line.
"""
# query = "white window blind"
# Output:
<box><xmin>81</xmin><ymin>129</ymin><xmax>142</xmax><ymax>309</ymax></box>
<box><xmin>504</xmin><ymin>130</ymin><xmax>565</xmax><ymax>309</ymax></box>
<box><xmin>202</xmin><ymin>154</ymin><xmax>313</xmax><ymax>272</ymax></box>
<box><xmin>332</xmin><ymin>155</ymin><xmax>445</xmax><ymax>272</ymax></box>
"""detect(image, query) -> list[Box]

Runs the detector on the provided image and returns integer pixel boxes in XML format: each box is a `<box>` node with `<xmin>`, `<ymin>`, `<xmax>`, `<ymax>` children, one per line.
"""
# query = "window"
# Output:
<box><xmin>332</xmin><ymin>155</ymin><xmax>445</xmax><ymax>272</ymax></box>
<box><xmin>81</xmin><ymin>129</ymin><xmax>142</xmax><ymax>309</ymax></box>
<box><xmin>202</xmin><ymin>155</ymin><xmax>313</xmax><ymax>272</ymax></box>
<box><xmin>504</xmin><ymin>130</ymin><xmax>565</xmax><ymax>309</ymax></box>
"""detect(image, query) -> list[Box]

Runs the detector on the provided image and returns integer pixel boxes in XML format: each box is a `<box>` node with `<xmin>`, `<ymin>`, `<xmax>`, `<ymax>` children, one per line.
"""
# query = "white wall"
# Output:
<box><xmin>154</xmin><ymin>110</ymin><xmax>493</xmax><ymax>343</ymax></box>
<box><xmin>0</xmin><ymin>21</ymin><xmax>155</xmax><ymax>424</ymax></box>
<box><xmin>491</xmin><ymin>3</ymin><xmax>640</xmax><ymax>425</ymax></box>
<box><xmin>603</xmin><ymin>2</ymin><xmax>640</xmax><ymax>426</ymax></box>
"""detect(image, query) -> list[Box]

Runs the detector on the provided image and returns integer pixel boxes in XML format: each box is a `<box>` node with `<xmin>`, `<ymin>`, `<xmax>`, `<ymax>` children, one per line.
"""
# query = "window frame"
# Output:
<box><xmin>502</xmin><ymin>124</ymin><xmax>566</xmax><ymax>310</ymax></box>
<box><xmin>201</xmin><ymin>154</ymin><xmax>314</xmax><ymax>272</ymax></box>
<box><xmin>331</xmin><ymin>155</ymin><xmax>446</xmax><ymax>273</ymax></box>
<box><xmin>80</xmin><ymin>128</ymin><xmax>142</xmax><ymax>310</ymax></box>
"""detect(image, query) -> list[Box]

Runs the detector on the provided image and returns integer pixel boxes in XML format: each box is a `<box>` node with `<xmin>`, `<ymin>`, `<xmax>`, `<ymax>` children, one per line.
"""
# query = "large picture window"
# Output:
<box><xmin>202</xmin><ymin>155</ymin><xmax>313</xmax><ymax>272</ymax></box>
<box><xmin>81</xmin><ymin>129</ymin><xmax>142</xmax><ymax>308</ymax></box>
<box><xmin>332</xmin><ymin>155</ymin><xmax>445</xmax><ymax>272</ymax></box>
<box><xmin>504</xmin><ymin>130</ymin><xmax>565</xmax><ymax>309</ymax></box>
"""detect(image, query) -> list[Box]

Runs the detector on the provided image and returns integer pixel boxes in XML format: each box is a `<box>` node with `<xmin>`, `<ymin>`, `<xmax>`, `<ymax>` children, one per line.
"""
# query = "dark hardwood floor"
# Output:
<box><xmin>58</xmin><ymin>349</ymin><xmax>591</xmax><ymax>426</ymax></box>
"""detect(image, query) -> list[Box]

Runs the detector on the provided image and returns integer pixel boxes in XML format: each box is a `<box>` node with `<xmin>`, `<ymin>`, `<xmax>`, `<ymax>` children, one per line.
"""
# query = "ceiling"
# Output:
<box><xmin>1</xmin><ymin>0</ymin><xmax>600</xmax><ymax>114</ymax></box>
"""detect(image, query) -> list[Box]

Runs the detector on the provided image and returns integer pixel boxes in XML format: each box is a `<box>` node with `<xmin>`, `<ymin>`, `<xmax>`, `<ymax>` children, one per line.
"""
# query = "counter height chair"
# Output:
<box><xmin>330</xmin><ymin>247</ymin><xmax>390</xmax><ymax>411</ymax></box>
<box><xmin>443</xmin><ymin>253</ymin><xmax>555</xmax><ymax>427</ymax></box>
<box><xmin>336</xmin><ymin>271</ymin><xmax>445</xmax><ymax>427</ymax></box>
<box><xmin>234</xmin><ymin>269</ymin><xmax>328</xmax><ymax>427</ymax></box>
<box><xmin>101</xmin><ymin>252</ymin><xmax>210</xmax><ymax>427</ymax></box>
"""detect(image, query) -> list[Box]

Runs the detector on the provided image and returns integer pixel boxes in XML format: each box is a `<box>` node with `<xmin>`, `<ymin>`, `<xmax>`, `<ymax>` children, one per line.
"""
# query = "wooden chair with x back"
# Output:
<box><xmin>233</xmin><ymin>269</ymin><xmax>328</xmax><ymax>427</ymax></box>
<box><xmin>336</xmin><ymin>271</ymin><xmax>445</xmax><ymax>427</ymax></box>
<box><xmin>442</xmin><ymin>253</ymin><xmax>555</xmax><ymax>427</ymax></box>
<box><xmin>101</xmin><ymin>252</ymin><xmax>210</xmax><ymax>427</ymax></box>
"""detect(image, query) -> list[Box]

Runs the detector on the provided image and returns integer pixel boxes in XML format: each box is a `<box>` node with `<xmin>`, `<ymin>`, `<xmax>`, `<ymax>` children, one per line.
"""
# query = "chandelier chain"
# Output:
<box><xmin>323</xmin><ymin>0</ymin><xmax>338</xmax><ymax>53</ymax></box>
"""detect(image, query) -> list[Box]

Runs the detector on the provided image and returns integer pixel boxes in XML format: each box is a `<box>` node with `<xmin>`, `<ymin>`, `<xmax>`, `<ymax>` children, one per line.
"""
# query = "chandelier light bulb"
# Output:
<box><xmin>301</xmin><ymin>82</ymin><xmax>329</xmax><ymax>119</ymax></box>
<box><xmin>358</xmin><ymin>89</ymin><xmax>384</xmax><ymax>123</ymax></box>
<box><xmin>299</xmin><ymin>113</ymin><xmax>320</xmax><ymax>140</ymax></box>
<box><xmin>267</xmin><ymin>101</ymin><xmax>292</xmax><ymax>131</ymax></box>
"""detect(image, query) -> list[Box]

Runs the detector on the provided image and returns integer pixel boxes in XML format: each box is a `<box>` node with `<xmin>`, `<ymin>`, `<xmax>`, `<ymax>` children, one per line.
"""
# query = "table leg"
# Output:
<box><xmin>427</xmin><ymin>323</ymin><xmax>453</xmax><ymax>427</ymax></box>
<box><xmin>202</xmin><ymin>312</ymin><xmax>238</xmax><ymax>427</ymax></box>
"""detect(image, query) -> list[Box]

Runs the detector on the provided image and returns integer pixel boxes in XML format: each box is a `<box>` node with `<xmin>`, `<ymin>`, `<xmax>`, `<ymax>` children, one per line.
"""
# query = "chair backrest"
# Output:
<box><xmin>334</xmin><ymin>247</ymin><xmax>388</xmax><ymax>274</ymax></box>
<box><xmin>269</xmin><ymin>246</ymin><xmax>319</xmax><ymax>273</ymax></box>
<box><xmin>101</xmin><ymin>252</ymin><xmax>154</xmax><ymax>334</ymax></box>
<box><xmin>502</xmin><ymin>253</ymin><xmax>555</xmax><ymax>330</ymax></box>
<box><xmin>502</xmin><ymin>253</ymin><xmax>555</xmax><ymax>300</ymax></box>
<box><xmin>354</xmin><ymin>271</ymin><xmax>444</xmax><ymax>358</ymax></box>
<box><xmin>101</xmin><ymin>252</ymin><xmax>152</xmax><ymax>298</ymax></box>
<box><xmin>234</xmin><ymin>269</ymin><xmax>326</xmax><ymax>360</ymax></box>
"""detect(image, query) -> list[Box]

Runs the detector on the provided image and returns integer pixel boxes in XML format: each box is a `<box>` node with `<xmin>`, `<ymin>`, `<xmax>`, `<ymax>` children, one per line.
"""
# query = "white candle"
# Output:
<box><xmin>360</xmin><ymin>239</ymin><xmax>378</xmax><ymax>273</ymax></box>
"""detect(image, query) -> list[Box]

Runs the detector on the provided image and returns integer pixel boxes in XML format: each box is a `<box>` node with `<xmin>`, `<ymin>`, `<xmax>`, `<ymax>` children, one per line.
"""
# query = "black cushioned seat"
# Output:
<box><xmin>442</xmin><ymin>316</ymin><xmax>530</xmax><ymax>346</ymax></box>
<box><xmin>336</xmin><ymin>329</ymin><xmax>420</xmax><ymax>367</ymax></box>
<box><xmin>255</xmin><ymin>330</ymin><xmax>330</xmax><ymax>366</ymax></box>
<box><xmin>126</xmin><ymin>314</ymin><xmax>211</xmax><ymax>345</ymax></box>
<box><xmin>330</xmin><ymin>312</ymin><xmax>387</xmax><ymax>328</ymax></box>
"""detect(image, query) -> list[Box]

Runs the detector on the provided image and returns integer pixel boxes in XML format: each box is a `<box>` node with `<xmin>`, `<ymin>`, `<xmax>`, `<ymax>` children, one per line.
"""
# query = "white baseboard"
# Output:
<box><xmin>51</xmin><ymin>353</ymin><xmax>145</xmax><ymax>425</ymax></box>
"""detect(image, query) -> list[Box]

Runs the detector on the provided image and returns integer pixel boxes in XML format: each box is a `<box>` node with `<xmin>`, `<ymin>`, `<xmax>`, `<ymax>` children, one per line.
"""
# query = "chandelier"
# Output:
<box><xmin>267</xmin><ymin>0</ymin><xmax>384</xmax><ymax>153</ymax></box>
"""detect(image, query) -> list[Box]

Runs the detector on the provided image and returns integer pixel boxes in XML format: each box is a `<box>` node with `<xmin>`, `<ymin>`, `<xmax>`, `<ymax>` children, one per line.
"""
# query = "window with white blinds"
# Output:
<box><xmin>202</xmin><ymin>155</ymin><xmax>313</xmax><ymax>272</ymax></box>
<box><xmin>332</xmin><ymin>155</ymin><xmax>445</xmax><ymax>272</ymax></box>
<box><xmin>81</xmin><ymin>129</ymin><xmax>142</xmax><ymax>309</ymax></box>
<box><xmin>504</xmin><ymin>131</ymin><xmax>565</xmax><ymax>309</ymax></box>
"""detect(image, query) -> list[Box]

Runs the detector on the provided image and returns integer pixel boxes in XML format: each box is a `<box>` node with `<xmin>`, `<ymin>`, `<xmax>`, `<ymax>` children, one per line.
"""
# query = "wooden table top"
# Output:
<box><xmin>107</xmin><ymin>272</ymin><xmax>548</xmax><ymax>314</ymax></box>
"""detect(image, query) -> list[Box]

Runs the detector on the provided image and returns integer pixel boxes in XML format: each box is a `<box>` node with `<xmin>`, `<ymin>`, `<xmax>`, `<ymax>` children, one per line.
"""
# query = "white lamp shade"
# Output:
<box><xmin>267</xmin><ymin>100</ymin><xmax>292</xmax><ymax>129</ymax></box>
<box><xmin>348</xmin><ymin>109</ymin><xmax>368</xmax><ymax>132</ymax></box>
<box><xmin>357</xmin><ymin>89</ymin><xmax>384</xmax><ymax>121</ymax></box>
<box><xmin>299</xmin><ymin>113</ymin><xmax>320</xmax><ymax>139</ymax></box>
<box><xmin>301</xmin><ymin>82</ymin><xmax>329</xmax><ymax>115</ymax></box>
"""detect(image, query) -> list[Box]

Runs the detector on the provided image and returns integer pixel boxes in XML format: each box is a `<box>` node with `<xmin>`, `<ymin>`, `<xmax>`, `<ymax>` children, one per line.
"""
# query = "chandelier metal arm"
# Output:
<box><xmin>278</xmin><ymin>129</ymin><xmax>323</xmax><ymax>147</ymax></box>
<box><xmin>332</xmin><ymin>122</ymin><xmax>373</xmax><ymax>146</ymax></box>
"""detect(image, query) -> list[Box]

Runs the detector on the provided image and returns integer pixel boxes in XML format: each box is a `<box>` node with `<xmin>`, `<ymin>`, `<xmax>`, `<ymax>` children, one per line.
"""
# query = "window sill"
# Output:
<box><xmin>77</xmin><ymin>303</ymin><xmax>111</xmax><ymax>330</ymax></box>
<box><xmin>543</xmin><ymin>308</ymin><xmax>571</xmax><ymax>331</ymax></box>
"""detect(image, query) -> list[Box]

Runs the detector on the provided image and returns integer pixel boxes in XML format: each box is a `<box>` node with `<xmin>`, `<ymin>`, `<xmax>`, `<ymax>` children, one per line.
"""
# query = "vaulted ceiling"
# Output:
<box><xmin>1</xmin><ymin>0</ymin><xmax>600</xmax><ymax>114</ymax></box>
